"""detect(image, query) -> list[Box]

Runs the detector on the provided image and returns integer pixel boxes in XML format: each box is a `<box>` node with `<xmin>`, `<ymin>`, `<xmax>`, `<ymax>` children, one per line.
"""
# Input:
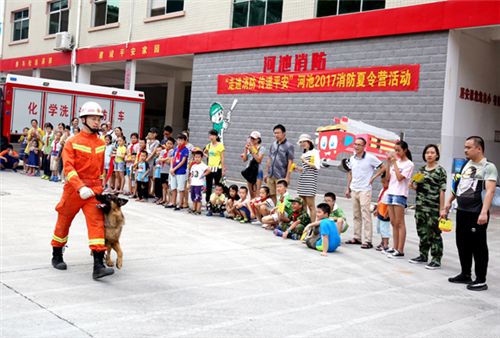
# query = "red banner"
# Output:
<box><xmin>217</xmin><ymin>65</ymin><xmax>419</xmax><ymax>94</ymax></box>
<box><xmin>0</xmin><ymin>52</ymin><xmax>71</xmax><ymax>71</ymax></box>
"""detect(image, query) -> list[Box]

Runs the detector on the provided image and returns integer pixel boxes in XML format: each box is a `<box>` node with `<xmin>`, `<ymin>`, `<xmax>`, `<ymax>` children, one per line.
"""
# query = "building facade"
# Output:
<box><xmin>1</xmin><ymin>0</ymin><xmax>499</xmax><ymax>199</ymax></box>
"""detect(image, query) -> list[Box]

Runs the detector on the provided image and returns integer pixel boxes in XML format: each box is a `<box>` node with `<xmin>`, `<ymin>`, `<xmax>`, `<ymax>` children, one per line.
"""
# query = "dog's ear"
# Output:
<box><xmin>118</xmin><ymin>198</ymin><xmax>129</xmax><ymax>207</ymax></box>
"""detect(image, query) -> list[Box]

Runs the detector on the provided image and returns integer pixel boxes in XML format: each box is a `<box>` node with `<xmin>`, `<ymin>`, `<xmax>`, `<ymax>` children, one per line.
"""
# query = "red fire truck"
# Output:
<box><xmin>1</xmin><ymin>74</ymin><xmax>145</xmax><ymax>149</ymax></box>
<box><xmin>316</xmin><ymin>116</ymin><xmax>400</xmax><ymax>171</ymax></box>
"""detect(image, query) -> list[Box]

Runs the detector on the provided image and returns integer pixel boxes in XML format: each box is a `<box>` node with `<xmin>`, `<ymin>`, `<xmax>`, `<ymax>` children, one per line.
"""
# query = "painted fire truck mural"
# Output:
<box><xmin>316</xmin><ymin>116</ymin><xmax>400</xmax><ymax>172</ymax></box>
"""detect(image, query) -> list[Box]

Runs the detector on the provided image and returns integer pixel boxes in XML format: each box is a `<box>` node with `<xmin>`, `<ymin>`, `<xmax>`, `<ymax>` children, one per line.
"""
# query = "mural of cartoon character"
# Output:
<box><xmin>209</xmin><ymin>99</ymin><xmax>238</xmax><ymax>145</ymax></box>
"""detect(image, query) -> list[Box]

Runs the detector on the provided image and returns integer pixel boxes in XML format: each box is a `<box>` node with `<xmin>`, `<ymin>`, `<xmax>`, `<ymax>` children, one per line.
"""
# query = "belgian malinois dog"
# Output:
<box><xmin>95</xmin><ymin>194</ymin><xmax>128</xmax><ymax>269</ymax></box>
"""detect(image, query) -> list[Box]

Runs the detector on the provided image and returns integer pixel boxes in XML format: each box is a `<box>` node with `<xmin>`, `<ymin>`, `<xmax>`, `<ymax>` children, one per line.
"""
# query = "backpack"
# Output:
<box><xmin>241</xmin><ymin>158</ymin><xmax>259</xmax><ymax>186</ymax></box>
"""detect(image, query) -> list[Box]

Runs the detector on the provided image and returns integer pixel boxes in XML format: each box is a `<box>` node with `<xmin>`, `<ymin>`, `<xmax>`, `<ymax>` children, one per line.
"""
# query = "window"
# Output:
<box><xmin>94</xmin><ymin>0</ymin><xmax>119</xmax><ymax>27</ymax></box>
<box><xmin>12</xmin><ymin>9</ymin><xmax>29</xmax><ymax>41</ymax></box>
<box><xmin>317</xmin><ymin>0</ymin><xmax>385</xmax><ymax>17</ymax></box>
<box><xmin>150</xmin><ymin>0</ymin><xmax>184</xmax><ymax>17</ymax></box>
<box><xmin>232</xmin><ymin>0</ymin><xmax>283</xmax><ymax>29</ymax></box>
<box><xmin>49</xmin><ymin>0</ymin><xmax>69</xmax><ymax>35</ymax></box>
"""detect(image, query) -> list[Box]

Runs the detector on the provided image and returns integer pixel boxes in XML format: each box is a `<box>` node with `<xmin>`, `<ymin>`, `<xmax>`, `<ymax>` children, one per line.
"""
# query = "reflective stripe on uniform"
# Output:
<box><xmin>73</xmin><ymin>144</ymin><xmax>92</xmax><ymax>153</ymax></box>
<box><xmin>67</xmin><ymin>171</ymin><xmax>79</xmax><ymax>181</ymax></box>
<box><xmin>53</xmin><ymin>234</ymin><xmax>68</xmax><ymax>243</ymax></box>
<box><xmin>89</xmin><ymin>238</ymin><xmax>105</xmax><ymax>246</ymax></box>
<box><xmin>95</xmin><ymin>145</ymin><xmax>105</xmax><ymax>154</ymax></box>
<box><xmin>99</xmin><ymin>174</ymin><xmax>104</xmax><ymax>179</ymax></box>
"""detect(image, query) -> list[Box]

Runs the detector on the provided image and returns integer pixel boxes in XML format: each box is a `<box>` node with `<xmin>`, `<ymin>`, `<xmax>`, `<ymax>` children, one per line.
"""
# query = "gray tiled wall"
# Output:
<box><xmin>188</xmin><ymin>31</ymin><xmax>449</xmax><ymax>203</ymax></box>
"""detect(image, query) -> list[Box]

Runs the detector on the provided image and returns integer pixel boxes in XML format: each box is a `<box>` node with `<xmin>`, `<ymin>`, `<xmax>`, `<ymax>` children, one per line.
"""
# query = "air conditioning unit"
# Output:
<box><xmin>54</xmin><ymin>32</ymin><xmax>73</xmax><ymax>51</ymax></box>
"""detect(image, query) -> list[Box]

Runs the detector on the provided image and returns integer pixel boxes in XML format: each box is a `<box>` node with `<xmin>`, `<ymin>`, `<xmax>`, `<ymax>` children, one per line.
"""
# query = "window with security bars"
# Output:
<box><xmin>94</xmin><ymin>0</ymin><xmax>120</xmax><ymax>27</ymax></box>
<box><xmin>317</xmin><ymin>0</ymin><xmax>385</xmax><ymax>17</ymax></box>
<box><xmin>150</xmin><ymin>0</ymin><xmax>184</xmax><ymax>17</ymax></box>
<box><xmin>12</xmin><ymin>9</ymin><xmax>30</xmax><ymax>41</ymax></box>
<box><xmin>48</xmin><ymin>0</ymin><xmax>69</xmax><ymax>35</ymax></box>
<box><xmin>232</xmin><ymin>0</ymin><xmax>283</xmax><ymax>29</ymax></box>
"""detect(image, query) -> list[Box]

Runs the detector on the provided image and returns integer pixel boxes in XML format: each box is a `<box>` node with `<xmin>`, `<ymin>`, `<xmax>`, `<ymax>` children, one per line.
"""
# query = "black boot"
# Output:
<box><xmin>52</xmin><ymin>246</ymin><xmax>67</xmax><ymax>270</ymax></box>
<box><xmin>92</xmin><ymin>250</ymin><xmax>114</xmax><ymax>279</ymax></box>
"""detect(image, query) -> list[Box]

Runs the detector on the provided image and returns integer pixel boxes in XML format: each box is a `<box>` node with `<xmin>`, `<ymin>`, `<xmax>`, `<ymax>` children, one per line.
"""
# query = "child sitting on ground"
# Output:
<box><xmin>305</xmin><ymin>203</ymin><xmax>341</xmax><ymax>256</ymax></box>
<box><xmin>374</xmin><ymin>172</ymin><xmax>391</xmax><ymax>251</ymax></box>
<box><xmin>0</xmin><ymin>144</ymin><xmax>19</xmax><ymax>172</ymax></box>
<box><xmin>234</xmin><ymin>186</ymin><xmax>252</xmax><ymax>223</ymax></box>
<box><xmin>250</xmin><ymin>186</ymin><xmax>275</xmax><ymax>225</ymax></box>
<box><xmin>188</xmin><ymin>148</ymin><xmax>211</xmax><ymax>215</ymax></box>
<box><xmin>274</xmin><ymin>197</ymin><xmax>311</xmax><ymax>240</ymax></box>
<box><xmin>261</xmin><ymin>180</ymin><xmax>292</xmax><ymax>230</ymax></box>
<box><xmin>323</xmin><ymin>192</ymin><xmax>349</xmax><ymax>234</ymax></box>
<box><xmin>207</xmin><ymin>183</ymin><xmax>226</xmax><ymax>217</ymax></box>
<box><xmin>225</xmin><ymin>184</ymin><xmax>240</xmax><ymax>219</ymax></box>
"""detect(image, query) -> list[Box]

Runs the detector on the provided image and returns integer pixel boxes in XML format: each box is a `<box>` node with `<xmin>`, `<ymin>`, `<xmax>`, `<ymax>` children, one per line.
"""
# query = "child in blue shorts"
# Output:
<box><xmin>306</xmin><ymin>203</ymin><xmax>341</xmax><ymax>256</ymax></box>
<box><xmin>374</xmin><ymin>173</ymin><xmax>391</xmax><ymax>251</ymax></box>
<box><xmin>234</xmin><ymin>186</ymin><xmax>252</xmax><ymax>223</ymax></box>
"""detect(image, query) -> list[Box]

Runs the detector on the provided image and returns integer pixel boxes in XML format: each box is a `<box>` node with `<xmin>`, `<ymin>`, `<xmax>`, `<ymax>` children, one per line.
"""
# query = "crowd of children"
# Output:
<box><xmin>4</xmin><ymin>122</ymin><xmax>466</xmax><ymax>262</ymax></box>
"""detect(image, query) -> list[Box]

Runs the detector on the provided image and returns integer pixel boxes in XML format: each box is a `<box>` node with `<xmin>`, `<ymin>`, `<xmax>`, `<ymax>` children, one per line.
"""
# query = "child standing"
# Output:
<box><xmin>234</xmin><ymin>186</ymin><xmax>252</xmax><ymax>223</ymax></box>
<box><xmin>159</xmin><ymin>138</ymin><xmax>175</xmax><ymax>207</ymax></box>
<box><xmin>146</xmin><ymin>128</ymin><xmax>160</xmax><ymax>196</ymax></box>
<box><xmin>103</xmin><ymin>135</ymin><xmax>113</xmax><ymax>191</ymax></box>
<box><xmin>250</xmin><ymin>186</ymin><xmax>275</xmax><ymax>225</ymax></box>
<box><xmin>207</xmin><ymin>183</ymin><xmax>226</xmax><ymax>217</ymax></box>
<box><xmin>153</xmin><ymin>147</ymin><xmax>164</xmax><ymax>204</ymax></box>
<box><xmin>408</xmin><ymin>144</ymin><xmax>447</xmax><ymax>269</ymax></box>
<box><xmin>374</xmin><ymin>173</ymin><xmax>391</xmax><ymax>251</ymax></box>
<box><xmin>261</xmin><ymin>180</ymin><xmax>292</xmax><ymax>230</ymax></box>
<box><xmin>169</xmin><ymin>134</ymin><xmax>190</xmax><ymax>211</ymax></box>
<box><xmin>385</xmin><ymin>141</ymin><xmax>414</xmax><ymax>259</ymax></box>
<box><xmin>134</xmin><ymin>151</ymin><xmax>150</xmax><ymax>202</ymax></box>
<box><xmin>125</xmin><ymin>133</ymin><xmax>140</xmax><ymax>195</ymax></box>
<box><xmin>188</xmin><ymin>149</ymin><xmax>211</xmax><ymax>215</ymax></box>
<box><xmin>49</xmin><ymin>131</ymin><xmax>62</xmax><ymax>182</ymax></box>
<box><xmin>25</xmin><ymin>140</ymin><xmax>40</xmax><ymax>176</ymax></box>
<box><xmin>41</xmin><ymin>123</ymin><xmax>53</xmax><ymax>180</ymax></box>
<box><xmin>274</xmin><ymin>197</ymin><xmax>311</xmax><ymax>240</ymax></box>
<box><xmin>306</xmin><ymin>203</ymin><xmax>341</xmax><ymax>256</ymax></box>
<box><xmin>114</xmin><ymin>136</ymin><xmax>127</xmax><ymax>194</ymax></box>
<box><xmin>18</xmin><ymin>127</ymin><xmax>29</xmax><ymax>173</ymax></box>
<box><xmin>225</xmin><ymin>184</ymin><xmax>241</xmax><ymax>219</ymax></box>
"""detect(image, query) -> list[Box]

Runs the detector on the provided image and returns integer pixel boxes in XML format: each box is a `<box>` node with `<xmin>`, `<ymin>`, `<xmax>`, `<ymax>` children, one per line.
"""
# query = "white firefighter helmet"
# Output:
<box><xmin>79</xmin><ymin>102</ymin><xmax>104</xmax><ymax>118</ymax></box>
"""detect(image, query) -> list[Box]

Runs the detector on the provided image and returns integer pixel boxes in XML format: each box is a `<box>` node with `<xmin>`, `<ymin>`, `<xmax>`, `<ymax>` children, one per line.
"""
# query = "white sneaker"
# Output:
<box><xmin>252</xmin><ymin>220</ymin><xmax>263</xmax><ymax>225</ymax></box>
<box><xmin>261</xmin><ymin>223</ymin><xmax>268</xmax><ymax>228</ymax></box>
<box><xmin>382</xmin><ymin>247</ymin><xmax>395</xmax><ymax>255</ymax></box>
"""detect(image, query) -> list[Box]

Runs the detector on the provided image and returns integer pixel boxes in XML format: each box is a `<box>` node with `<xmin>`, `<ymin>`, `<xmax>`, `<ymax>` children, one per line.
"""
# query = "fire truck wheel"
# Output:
<box><xmin>1</xmin><ymin>136</ymin><xmax>8</xmax><ymax>151</ymax></box>
<box><xmin>338</xmin><ymin>159</ymin><xmax>350</xmax><ymax>172</ymax></box>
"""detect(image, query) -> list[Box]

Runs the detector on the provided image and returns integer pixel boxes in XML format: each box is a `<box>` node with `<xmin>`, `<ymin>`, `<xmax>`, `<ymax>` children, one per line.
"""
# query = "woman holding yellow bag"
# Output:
<box><xmin>408</xmin><ymin>144</ymin><xmax>447</xmax><ymax>270</ymax></box>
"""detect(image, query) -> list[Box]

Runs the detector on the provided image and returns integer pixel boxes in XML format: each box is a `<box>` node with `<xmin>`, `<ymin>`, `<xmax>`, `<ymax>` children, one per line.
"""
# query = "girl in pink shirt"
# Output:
<box><xmin>384</xmin><ymin>141</ymin><xmax>414</xmax><ymax>259</ymax></box>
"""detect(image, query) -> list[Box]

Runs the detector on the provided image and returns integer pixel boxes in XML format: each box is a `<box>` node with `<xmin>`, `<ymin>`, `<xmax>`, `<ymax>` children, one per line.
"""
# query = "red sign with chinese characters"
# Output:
<box><xmin>218</xmin><ymin>65</ymin><xmax>419</xmax><ymax>94</ymax></box>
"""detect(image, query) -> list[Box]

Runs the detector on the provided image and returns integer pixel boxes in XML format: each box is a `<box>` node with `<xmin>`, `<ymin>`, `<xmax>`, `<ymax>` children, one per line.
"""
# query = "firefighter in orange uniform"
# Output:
<box><xmin>51</xmin><ymin>102</ymin><xmax>114</xmax><ymax>280</ymax></box>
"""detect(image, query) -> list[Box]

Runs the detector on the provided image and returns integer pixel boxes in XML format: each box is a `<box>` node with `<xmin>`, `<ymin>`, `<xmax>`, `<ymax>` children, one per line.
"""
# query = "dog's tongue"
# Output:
<box><xmin>96</xmin><ymin>203</ymin><xmax>106</xmax><ymax>209</ymax></box>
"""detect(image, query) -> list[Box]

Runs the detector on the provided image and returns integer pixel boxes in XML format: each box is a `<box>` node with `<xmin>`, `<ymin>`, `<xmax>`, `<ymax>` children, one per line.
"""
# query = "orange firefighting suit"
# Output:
<box><xmin>51</xmin><ymin>131</ymin><xmax>107</xmax><ymax>252</ymax></box>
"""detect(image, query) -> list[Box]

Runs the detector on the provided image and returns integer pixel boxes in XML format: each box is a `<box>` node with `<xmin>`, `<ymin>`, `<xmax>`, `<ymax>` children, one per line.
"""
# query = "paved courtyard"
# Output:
<box><xmin>1</xmin><ymin>171</ymin><xmax>499</xmax><ymax>337</ymax></box>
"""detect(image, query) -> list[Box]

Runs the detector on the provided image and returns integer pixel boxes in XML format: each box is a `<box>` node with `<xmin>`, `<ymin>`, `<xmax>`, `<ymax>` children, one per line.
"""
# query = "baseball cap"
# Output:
<box><xmin>250</xmin><ymin>131</ymin><xmax>261</xmax><ymax>139</ymax></box>
<box><xmin>149</xmin><ymin>127</ymin><xmax>158</xmax><ymax>133</ymax></box>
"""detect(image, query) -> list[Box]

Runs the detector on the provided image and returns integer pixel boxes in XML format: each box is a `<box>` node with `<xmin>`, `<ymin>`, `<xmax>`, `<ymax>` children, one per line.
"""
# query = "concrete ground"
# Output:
<box><xmin>1</xmin><ymin>171</ymin><xmax>499</xmax><ymax>338</ymax></box>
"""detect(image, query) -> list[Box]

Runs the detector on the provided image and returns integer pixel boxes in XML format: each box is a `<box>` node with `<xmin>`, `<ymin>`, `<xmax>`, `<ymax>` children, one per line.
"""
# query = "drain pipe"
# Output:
<box><xmin>126</xmin><ymin>0</ymin><xmax>134</xmax><ymax>48</ymax></box>
<box><xmin>71</xmin><ymin>0</ymin><xmax>82</xmax><ymax>83</ymax></box>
